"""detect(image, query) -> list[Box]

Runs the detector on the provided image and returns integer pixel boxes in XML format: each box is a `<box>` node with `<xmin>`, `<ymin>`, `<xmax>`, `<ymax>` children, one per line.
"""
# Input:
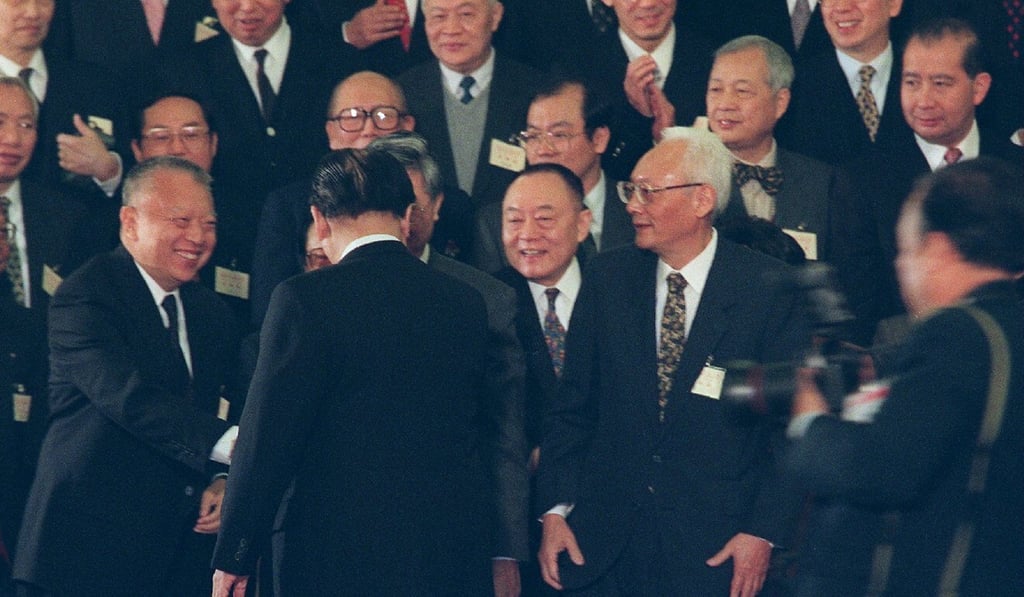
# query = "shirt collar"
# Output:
<box><xmin>733</xmin><ymin>139</ymin><xmax>778</xmax><ymax>167</ymax></box>
<box><xmin>341</xmin><ymin>233</ymin><xmax>403</xmax><ymax>260</ymax></box>
<box><xmin>230</xmin><ymin>15</ymin><xmax>291</xmax><ymax>63</ymax></box>
<box><xmin>619</xmin><ymin>24</ymin><xmax>676</xmax><ymax>89</ymax></box>
<box><xmin>835</xmin><ymin>42</ymin><xmax>893</xmax><ymax>113</ymax></box>
<box><xmin>439</xmin><ymin>47</ymin><xmax>496</xmax><ymax>97</ymax></box>
<box><xmin>527</xmin><ymin>256</ymin><xmax>583</xmax><ymax>307</ymax></box>
<box><xmin>584</xmin><ymin>170</ymin><xmax>606</xmax><ymax>236</ymax></box>
<box><xmin>0</xmin><ymin>50</ymin><xmax>48</xmax><ymax>100</ymax></box>
<box><xmin>657</xmin><ymin>228</ymin><xmax>718</xmax><ymax>297</ymax></box>
<box><xmin>915</xmin><ymin>119</ymin><xmax>981</xmax><ymax>171</ymax></box>
<box><xmin>134</xmin><ymin>260</ymin><xmax>182</xmax><ymax>310</ymax></box>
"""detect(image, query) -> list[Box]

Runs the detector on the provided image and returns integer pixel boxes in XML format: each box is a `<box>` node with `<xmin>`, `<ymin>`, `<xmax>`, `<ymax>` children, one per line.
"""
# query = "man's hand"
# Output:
<box><xmin>344</xmin><ymin>0</ymin><xmax>408</xmax><ymax>49</ymax></box>
<box><xmin>793</xmin><ymin>367</ymin><xmax>830</xmax><ymax>416</ymax></box>
<box><xmin>56</xmin><ymin>114</ymin><xmax>119</xmax><ymax>182</ymax></box>
<box><xmin>538</xmin><ymin>513</ymin><xmax>585</xmax><ymax>591</ymax></box>
<box><xmin>649</xmin><ymin>85</ymin><xmax>676</xmax><ymax>142</ymax></box>
<box><xmin>212</xmin><ymin>570</ymin><xmax>248</xmax><ymax>597</ymax></box>
<box><xmin>624</xmin><ymin>55</ymin><xmax>661</xmax><ymax>117</ymax></box>
<box><xmin>706</xmin><ymin>532</ymin><xmax>772</xmax><ymax>597</ymax></box>
<box><xmin>194</xmin><ymin>477</ymin><xmax>226</xmax><ymax>534</ymax></box>
<box><xmin>492</xmin><ymin>558</ymin><xmax>521</xmax><ymax>597</ymax></box>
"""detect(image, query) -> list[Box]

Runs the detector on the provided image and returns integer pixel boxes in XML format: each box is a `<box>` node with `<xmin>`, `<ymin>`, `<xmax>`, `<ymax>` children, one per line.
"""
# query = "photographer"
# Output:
<box><xmin>787</xmin><ymin>157</ymin><xmax>1024</xmax><ymax>596</ymax></box>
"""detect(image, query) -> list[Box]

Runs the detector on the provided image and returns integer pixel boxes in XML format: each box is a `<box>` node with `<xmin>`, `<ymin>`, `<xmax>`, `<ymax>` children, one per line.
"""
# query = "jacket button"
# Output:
<box><xmin>652</xmin><ymin>455</ymin><xmax>662</xmax><ymax>463</ymax></box>
<box><xmin>184</xmin><ymin>485</ymin><xmax>195</xmax><ymax>497</ymax></box>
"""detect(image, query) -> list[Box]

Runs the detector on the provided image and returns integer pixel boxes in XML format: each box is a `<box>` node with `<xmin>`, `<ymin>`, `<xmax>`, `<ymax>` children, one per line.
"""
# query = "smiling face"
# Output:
<box><xmin>524</xmin><ymin>84</ymin><xmax>609</xmax><ymax>192</ymax></box>
<box><xmin>120</xmin><ymin>168</ymin><xmax>217</xmax><ymax>291</ymax></box>
<box><xmin>211</xmin><ymin>0</ymin><xmax>288</xmax><ymax>47</ymax></box>
<box><xmin>822</xmin><ymin>0</ymin><xmax>902</xmax><ymax>63</ymax></box>
<box><xmin>132</xmin><ymin>96</ymin><xmax>218</xmax><ymax>173</ymax></box>
<box><xmin>502</xmin><ymin>171</ymin><xmax>591</xmax><ymax>287</ymax></box>
<box><xmin>0</xmin><ymin>0</ymin><xmax>53</xmax><ymax>64</ymax></box>
<box><xmin>706</xmin><ymin>47</ymin><xmax>789</xmax><ymax>163</ymax></box>
<box><xmin>0</xmin><ymin>82</ymin><xmax>36</xmax><ymax>192</ymax></box>
<box><xmin>604</xmin><ymin>0</ymin><xmax>675</xmax><ymax>53</ymax></box>
<box><xmin>423</xmin><ymin>0</ymin><xmax>502</xmax><ymax>74</ymax></box>
<box><xmin>900</xmin><ymin>34</ymin><xmax>990</xmax><ymax>148</ymax></box>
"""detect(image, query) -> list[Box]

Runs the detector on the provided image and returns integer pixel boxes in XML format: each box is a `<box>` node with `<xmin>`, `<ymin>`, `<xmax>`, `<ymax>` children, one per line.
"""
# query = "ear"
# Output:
<box><xmin>401</xmin><ymin>114</ymin><xmax>416</xmax><ymax>132</ymax></box>
<box><xmin>576</xmin><ymin>207</ymin><xmax>594</xmax><ymax>243</ymax></box>
<box><xmin>774</xmin><ymin>88</ymin><xmax>791</xmax><ymax>120</ymax></box>
<box><xmin>971</xmin><ymin>72</ymin><xmax>992</xmax><ymax>107</ymax></box>
<box><xmin>431</xmin><ymin>191</ymin><xmax>445</xmax><ymax>222</ymax></box>
<box><xmin>208</xmin><ymin>131</ymin><xmax>219</xmax><ymax>158</ymax></box>
<box><xmin>120</xmin><ymin>205</ymin><xmax>138</xmax><ymax>241</ymax></box>
<box><xmin>311</xmin><ymin>206</ymin><xmax>331</xmax><ymax>242</ymax></box>
<box><xmin>591</xmin><ymin>125</ymin><xmax>611</xmax><ymax>155</ymax></box>
<box><xmin>490</xmin><ymin>1</ymin><xmax>504</xmax><ymax>32</ymax></box>
<box><xmin>400</xmin><ymin>203</ymin><xmax>415</xmax><ymax>243</ymax></box>
<box><xmin>692</xmin><ymin>184</ymin><xmax>717</xmax><ymax>219</ymax></box>
<box><xmin>130</xmin><ymin>140</ymin><xmax>144</xmax><ymax>163</ymax></box>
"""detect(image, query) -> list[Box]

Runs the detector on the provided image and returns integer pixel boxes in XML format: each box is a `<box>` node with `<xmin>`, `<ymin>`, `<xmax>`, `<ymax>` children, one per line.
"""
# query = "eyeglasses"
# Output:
<box><xmin>515</xmin><ymin>130</ymin><xmax>586</xmax><ymax>152</ymax></box>
<box><xmin>616</xmin><ymin>181</ymin><xmax>705</xmax><ymax>206</ymax></box>
<box><xmin>327</xmin><ymin>106</ymin><xmax>405</xmax><ymax>133</ymax></box>
<box><xmin>140</xmin><ymin>126</ymin><xmax>211</xmax><ymax>147</ymax></box>
<box><xmin>0</xmin><ymin>222</ymin><xmax>14</xmax><ymax>241</ymax></box>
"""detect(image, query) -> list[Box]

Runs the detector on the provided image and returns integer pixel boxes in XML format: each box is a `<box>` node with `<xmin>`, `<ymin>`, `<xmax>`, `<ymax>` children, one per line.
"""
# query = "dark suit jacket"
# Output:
<box><xmin>398</xmin><ymin>54</ymin><xmax>544</xmax><ymax>207</ymax></box>
<box><xmin>535</xmin><ymin>239</ymin><xmax>809</xmax><ymax>592</ymax></box>
<box><xmin>559</xmin><ymin>27</ymin><xmax>716</xmax><ymax>181</ymax></box>
<box><xmin>779</xmin><ymin>49</ymin><xmax>913</xmax><ymax>167</ymax></box>
<box><xmin>719</xmin><ymin>147</ymin><xmax>837</xmax><ymax>261</ymax></box>
<box><xmin>471</xmin><ymin>174</ymin><xmax>633</xmax><ymax>273</ymax></box>
<box><xmin>507</xmin><ymin>0</ymin><xmax>614</xmax><ymax>72</ymax></box>
<box><xmin>212</xmin><ymin>240</ymin><xmax>495</xmax><ymax>594</ymax></box>
<box><xmin>13</xmin><ymin>247</ymin><xmax>238</xmax><ymax>595</ymax></box>
<box><xmin>19</xmin><ymin>180</ymin><xmax>90</xmax><ymax>316</ymax></box>
<box><xmin>155</xmin><ymin>24</ymin><xmax>358</xmax><ymax>277</ymax></box>
<box><xmin>786</xmin><ymin>281</ymin><xmax>1024</xmax><ymax>596</ymax></box>
<box><xmin>730</xmin><ymin>0</ymin><xmax>832</xmax><ymax>65</ymax></box>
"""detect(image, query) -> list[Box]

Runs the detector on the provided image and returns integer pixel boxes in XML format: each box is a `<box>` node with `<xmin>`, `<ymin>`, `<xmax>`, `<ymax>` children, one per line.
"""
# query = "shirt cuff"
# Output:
<box><xmin>542</xmin><ymin>503</ymin><xmax>574</xmax><ymax>521</ymax></box>
<box><xmin>93</xmin><ymin>151</ymin><xmax>123</xmax><ymax>197</ymax></box>
<box><xmin>210</xmin><ymin>425</ymin><xmax>238</xmax><ymax>465</ymax></box>
<box><xmin>341</xmin><ymin>21</ymin><xmax>352</xmax><ymax>44</ymax></box>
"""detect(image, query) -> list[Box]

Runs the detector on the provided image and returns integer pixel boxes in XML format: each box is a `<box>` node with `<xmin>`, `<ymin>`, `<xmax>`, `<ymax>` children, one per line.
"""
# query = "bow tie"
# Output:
<box><xmin>733</xmin><ymin>163</ymin><xmax>783</xmax><ymax>196</ymax></box>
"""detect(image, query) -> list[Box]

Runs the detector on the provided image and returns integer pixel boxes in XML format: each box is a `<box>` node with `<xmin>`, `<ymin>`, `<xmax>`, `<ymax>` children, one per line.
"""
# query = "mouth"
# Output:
<box><xmin>174</xmin><ymin>249</ymin><xmax>203</xmax><ymax>262</ymax></box>
<box><xmin>713</xmin><ymin>118</ymin><xmax>741</xmax><ymax>130</ymax></box>
<box><xmin>833</xmin><ymin>19</ymin><xmax>861</xmax><ymax>33</ymax></box>
<box><xmin>0</xmin><ymin>153</ymin><xmax>26</xmax><ymax>165</ymax></box>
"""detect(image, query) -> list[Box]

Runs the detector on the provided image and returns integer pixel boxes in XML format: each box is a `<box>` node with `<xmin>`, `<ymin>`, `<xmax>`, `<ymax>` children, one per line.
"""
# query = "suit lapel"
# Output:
<box><xmin>420</xmin><ymin>62</ymin><xmax>457</xmax><ymax>195</ymax></box>
<box><xmin>600</xmin><ymin>176</ymin><xmax>634</xmax><ymax>250</ymax></box>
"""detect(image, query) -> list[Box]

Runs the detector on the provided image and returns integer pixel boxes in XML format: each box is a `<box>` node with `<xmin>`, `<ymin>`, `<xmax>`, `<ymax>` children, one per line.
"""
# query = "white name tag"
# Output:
<box><xmin>87</xmin><ymin>115</ymin><xmax>113</xmax><ymax>137</ymax></box>
<box><xmin>42</xmin><ymin>264</ymin><xmax>63</xmax><ymax>296</ymax></box>
<box><xmin>784</xmin><ymin>229</ymin><xmax>818</xmax><ymax>261</ymax></box>
<box><xmin>489</xmin><ymin>139</ymin><xmax>526</xmax><ymax>172</ymax></box>
<box><xmin>195</xmin><ymin>20</ymin><xmax>220</xmax><ymax>43</ymax></box>
<box><xmin>215</xmin><ymin>266</ymin><xmax>250</xmax><ymax>300</ymax></box>
<box><xmin>12</xmin><ymin>389</ymin><xmax>31</xmax><ymax>422</ymax></box>
<box><xmin>691</xmin><ymin>364</ymin><xmax>726</xmax><ymax>400</ymax></box>
<box><xmin>218</xmin><ymin>397</ymin><xmax>231</xmax><ymax>421</ymax></box>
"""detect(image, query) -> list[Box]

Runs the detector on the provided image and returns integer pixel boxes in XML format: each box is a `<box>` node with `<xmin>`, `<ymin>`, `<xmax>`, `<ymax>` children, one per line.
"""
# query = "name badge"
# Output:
<box><xmin>218</xmin><ymin>397</ymin><xmax>231</xmax><ymax>421</ymax></box>
<box><xmin>12</xmin><ymin>385</ymin><xmax>31</xmax><ymax>422</ymax></box>
<box><xmin>87</xmin><ymin>115</ymin><xmax>114</xmax><ymax>137</ymax></box>
<box><xmin>195</xmin><ymin>19</ymin><xmax>220</xmax><ymax>43</ymax></box>
<box><xmin>489</xmin><ymin>139</ymin><xmax>526</xmax><ymax>172</ymax></box>
<box><xmin>784</xmin><ymin>229</ymin><xmax>818</xmax><ymax>261</ymax></box>
<box><xmin>43</xmin><ymin>264</ymin><xmax>63</xmax><ymax>296</ymax></box>
<box><xmin>692</xmin><ymin>363</ymin><xmax>726</xmax><ymax>400</ymax></box>
<box><xmin>215</xmin><ymin>266</ymin><xmax>250</xmax><ymax>300</ymax></box>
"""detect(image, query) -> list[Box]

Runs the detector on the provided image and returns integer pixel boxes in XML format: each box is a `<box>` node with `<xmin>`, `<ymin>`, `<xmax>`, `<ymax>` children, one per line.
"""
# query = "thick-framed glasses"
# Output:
<box><xmin>515</xmin><ymin>130</ymin><xmax>585</xmax><ymax>152</ymax></box>
<box><xmin>1</xmin><ymin>222</ymin><xmax>15</xmax><ymax>242</ymax></box>
<box><xmin>141</xmin><ymin>126</ymin><xmax>210</xmax><ymax>147</ymax></box>
<box><xmin>327</xmin><ymin>106</ymin><xmax>404</xmax><ymax>132</ymax></box>
<box><xmin>616</xmin><ymin>181</ymin><xmax>705</xmax><ymax>205</ymax></box>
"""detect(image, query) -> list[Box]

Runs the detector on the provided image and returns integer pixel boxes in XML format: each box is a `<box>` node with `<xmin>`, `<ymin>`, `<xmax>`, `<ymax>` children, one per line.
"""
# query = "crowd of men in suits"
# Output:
<box><xmin>1</xmin><ymin>0</ymin><xmax>1022</xmax><ymax>595</ymax></box>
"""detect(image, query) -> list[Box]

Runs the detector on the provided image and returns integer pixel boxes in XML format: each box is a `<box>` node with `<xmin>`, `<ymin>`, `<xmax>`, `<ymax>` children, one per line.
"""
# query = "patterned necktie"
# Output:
<box><xmin>590</xmin><ymin>0</ymin><xmax>616</xmax><ymax>35</ymax></box>
<box><xmin>657</xmin><ymin>273</ymin><xmax>686</xmax><ymax>422</ymax></box>
<box><xmin>0</xmin><ymin>197</ymin><xmax>25</xmax><ymax>306</ymax></box>
<box><xmin>141</xmin><ymin>0</ymin><xmax>165</xmax><ymax>45</ymax></box>
<box><xmin>254</xmin><ymin>49</ymin><xmax>276</xmax><ymax>123</ymax></box>
<box><xmin>856</xmin><ymin>65</ymin><xmax>880</xmax><ymax>142</ymax></box>
<box><xmin>458</xmin><ymin>75</ymin><xmax>475</xmax><ymax>104</ymax></box>
<box><xmin>791</xmin><ymin>0</ymin><xmax>812</xmax><ymax>50</ymax></box>
<box><xmin>943</xmin><ymin>146</ymin><xmax>963</xmax><ymax>166</ymax></box>
<box><xmin>733</xmin><ymin>163</ymin><xmax>784</xmax><ymax>196</ymax></box>
<box><xmin>543</xmin><ymin>288</ymin><xmax>566</xmax><ymax>377</ymax></box>
<box><xmin>1004</xmin><ymin>0</ymin><xmax>1023</xmax><ymax>62</ymax></box>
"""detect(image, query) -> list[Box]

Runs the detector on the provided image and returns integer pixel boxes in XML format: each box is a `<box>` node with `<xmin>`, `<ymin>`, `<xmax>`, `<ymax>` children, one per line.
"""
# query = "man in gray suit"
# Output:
<box><xmin>708</xmin><ymin>35</ymin><xmax>836</xmax><ymax>262</ymax></box>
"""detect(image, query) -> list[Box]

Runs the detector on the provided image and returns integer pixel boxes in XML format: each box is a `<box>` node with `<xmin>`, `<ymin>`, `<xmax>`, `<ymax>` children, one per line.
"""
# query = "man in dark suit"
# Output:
<box><xmin>212</xmin><ymin>148</ymin><xmax>496</xmax><ymax>596</ymax></box>
<box><xmin>156</xmin><ymin>0</ymin><xmax>357</xmax><ymax>313</ymax></box>
<box><xmin>779</xmin><ymin>0</ymin><xmax>912</xmax><ymax>166</ymax></box>
<box><xmin>398</xmin><ymin>0</ymin><xmax>543</xmax><ymax>208</ymax></box>
<box><xmin>0</xmin><ymin>77</ymin><xmax>87</xmax><ymax>317</ymax></box>
<box><xmin>474</xmin><ymin>78</ymin><xmax>633</xmax><ymax>273</ymax></box>
<box><xmin>787</xmin><ymin>157</ymin><xmax>1024</xmax><ymax>596</ymax></box>
<box><xmin>13</xmin><ymin>157</ymin><xmax>240</xmax><ymax>596</ymax></box>
<box><xmin>832</xmin><ymin>18</ymin><xmax>1024</xmax><ymax>343</ymax></box>
<box><xmin>707</xmin><ymin>35</ymin><xmax>836</xmax><ymax>262</ymax></box>
<box><xmin>508</xmin><ymin>0</ymin><xmax>616</xmax><ymax>72</ymax></box>
<box><xmin>557</xmin><ymin>0</ymin><xmax>716</xmax><ymax>182</ymax></box>
<box><xmin>735</xmin><ymin>0</ymin><xmax>832</xmax><ymax>65</ymax></box>
<box><xmin>536</xmin><ymin>127</ymin><xmax>809</xmax><ymax>596</ymax></box>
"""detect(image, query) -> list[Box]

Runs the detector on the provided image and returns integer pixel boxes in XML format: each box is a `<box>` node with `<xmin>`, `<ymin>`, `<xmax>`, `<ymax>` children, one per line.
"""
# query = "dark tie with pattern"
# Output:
<box><xmin>1005</xmin><ymin>0</ymin><xmax>1023</xmax><ymax>62</ymax></box>
<box><xmin>856</xmin><ymin>65</ymin><xmax>880</xmax><ymax>142</ymax></box>
<box><xmin>543</xmin><ymin>288</ymin><xmax>566</xmax><ymax>378</ymax></box>
<box><xmin>254</xmin><ymin>49</ymin><xmax>276</xmax><ymax>123</ymax></box>
<box><xmin>17</xmin><ymin>68</ymin><xmax>36</xmax><ymax>102</ymax></box>
<box><xmin>590</xmin><ymin>0</ymin><xmax>616</xmax><ymax>35</ymax></box>
<box><xmin>657</xmin><ymin>273</ymin><xmax>686</xmax><ymax>422</ymax></box>
<box><xmin>459</xmin><ymin>75</ymin><xmax>475</xmax><ymax>104</ymax></box>
<box><xmin>733</xmin><ymin>163</ymin><xmax>784</xmax><ymax>196</ymax></box>
<box><xmin>1</xmin><ymin>196</ymin><xmax>25</xmax><ymax>306</ymax></box>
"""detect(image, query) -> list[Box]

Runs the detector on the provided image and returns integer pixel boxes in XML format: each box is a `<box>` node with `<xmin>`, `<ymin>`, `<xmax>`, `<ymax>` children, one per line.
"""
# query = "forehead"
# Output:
<box><xmin>138</xmin><ymin>169</ymin><xmax>214</xmax><ymax>212</ymax></box>
<box><xmin>529</xmin><ymin>86</ymin><xmax>585</xmax><ymax>123</ymax></box>
<box><xmin>505</xmin><ymin>172</ymin><xmax>577</xmax><ymax>210</ymax></box>
<box><xmin>711</xmin><ymin>47</ymin><xmax>770</xmax><ymax>81</ymax></box>
<box><xmin>335</xmin><ymin>76</ymin><xmax>404</xmax><ymax>109</ymax></box>
<box><xmin>903</xmin><ymin>36</ymin><xmax>966</xmax><ymax>73</ymax></box>
<box><xmin>633</xmin><ymin>141</ymin><xmax>687</xmax><ymax>180</ymax></box>
<box><xmin>0</xmin><ymin>84</ymin><xmax>35</xmax><ymax>117</ymax></box>
<box><xmin>425</xmin><ymin>0</ymin><xmax>489</xmax><ymax>12</ymax></box>
<box><xmin>143</xmin><ymin>97</ymin><xmax>207</xmax><ymax>126</ymax></box>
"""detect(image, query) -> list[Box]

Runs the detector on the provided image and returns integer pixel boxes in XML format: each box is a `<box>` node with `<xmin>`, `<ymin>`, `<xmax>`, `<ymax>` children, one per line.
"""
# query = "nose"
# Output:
<box><xmin>0</xmin><ymin>123</ymin><xmax>23</xmax><ymax>146</ymax></box>
<box><xmin>167</xmin><ymin>132</ymin><xmax>188</xmax><ymax>155</ymax></box>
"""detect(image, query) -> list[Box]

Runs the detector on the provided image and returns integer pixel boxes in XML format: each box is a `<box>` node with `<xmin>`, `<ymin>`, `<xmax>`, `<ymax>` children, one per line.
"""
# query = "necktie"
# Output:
<box><xmin>791</xmin><ymin>0</ymin><xmax>812</xmax><ymax>50</ymax></box>
<box><xmin>141</xmin><ymin>0</ymin><xmax>165</xmax><ymax>45</ymax></box>
<box><xmin>458</xmin><ymin>75</ymin><xmax>475</xmax><ymax>104</ymax></box>
<box><xmin>543</xmin><ymin>288</ymin><xmax>566</xmax><ymax>378</ymax></box>
<box><xmin>1004</xmin><ymin>0</ymin><xmax>1022</xmax><ymax>62</ymax></box>
<box><xmin>395</xmin><ymin>0</ymin><xmax>412</xmax><ymax>51</ymax></box>
<box><xmin>657</xmin><ymin>273</ymin><xmax>686</xmax><ymax>422</ymax></box>
<box><xmin>254</xmin><ymin>49</ymin><xmax>276</xmax><ymax>123</ymax></box>
<box><xmin>0</xmin><ymin>197</ymin><xmax>25</xmax><ymax>306</ymax></box>
<box><xmin>733</xmin><ymin>163</ymin><xmax>784</xmax><ymax>196</ymax></box>
<box><xmin>943</xmin><ymin>146</ymin><xmax>963</xmax><ymax>166</ymax></box>
<box><xmin>856</xmin><ymin>65</ymin><xmax>880</xmax><ymax>142</ymax></box>
<box><xmin>17</xmin><ymin>68</ymin><xmax>36</xmax><ymax>103</ymax></box>
<box><xmin>590</xmin><ymin>0</ymin><xmax>616</xmax><ymax>35</ymax></box>
<box><xmin>161</xmin><ymin>294</ymin><xmax>181</xmax><ymax>348</ymax></box>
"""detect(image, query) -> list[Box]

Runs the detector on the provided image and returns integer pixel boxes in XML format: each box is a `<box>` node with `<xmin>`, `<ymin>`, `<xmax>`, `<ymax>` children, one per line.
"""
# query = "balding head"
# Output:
<box><xmin>325</xmin><ymin>71</ymin><xmax>415</xmax><ymax>150</ymax></box>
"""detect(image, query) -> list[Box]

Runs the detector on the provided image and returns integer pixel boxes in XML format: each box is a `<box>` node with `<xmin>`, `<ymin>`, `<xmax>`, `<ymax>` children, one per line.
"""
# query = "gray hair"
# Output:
<box><xmin>659</xmin><ymin>126</ymin><xmax>733</xmax><ymax>215</ymax></box>
<box><xmin>367</xmin><ymin>131</ymin><xmax>443</xmax><ymax>199</ymax></box>
<box><xmin>715</xmin><ymin>35</ymin><xmax>795</xmax><ymax>91</ymax></box>
<box><xmin>0</xmin><ymin>76</ymin><xmax>39</xmax><ymax>120</ymax></box>
<box><xmin>122</xmin><ymin>156</ymin><xmax>213</xmax><ymax>207</ymax></box>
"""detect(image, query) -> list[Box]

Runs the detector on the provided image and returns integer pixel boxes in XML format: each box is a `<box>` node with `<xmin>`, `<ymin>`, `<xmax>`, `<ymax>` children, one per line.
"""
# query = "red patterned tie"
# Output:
<box><xmin>141</xmin><ymin>0</ymin><xmax>165</xmax><ymax>45</ymax></box>
<box><xmin>943</xmin><ymin>146</ymin><xmax>962</xmax><ymax>166</ymax></box>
